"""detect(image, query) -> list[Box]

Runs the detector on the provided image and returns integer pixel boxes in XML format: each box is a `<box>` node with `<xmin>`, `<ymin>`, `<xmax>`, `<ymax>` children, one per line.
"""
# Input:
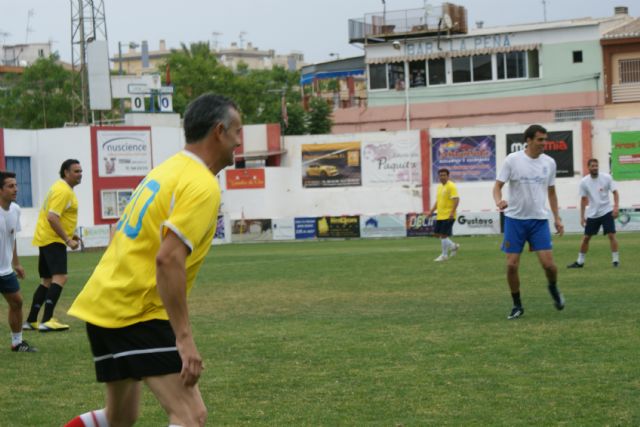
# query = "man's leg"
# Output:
<box><xmin>40</xmin><ymin>273</ymin><xmax>68</xmax><ymax>324</ymax></box>
<box><xmin>506</xmin><ymin>253</ymin><xmax>524</xmax><ymax>319</ymax></box>
<box><xmin>146</xmin><ymin>374</ymin><xmax>207</xmax><ymax>427</ymax></box>
<box><xmin>64</xmin><ymin>380</ymin><xmax>140</xmax><ymax>427</ymax></box>
<box><xmin>608</xmin><ymin>233</ymin><xmax>620</xmax><ymax>266</ymax></box>
<box><xmin>537</xmin><ymin>250</ymin><xmax>564</xmax><ymax>310</ymax></box>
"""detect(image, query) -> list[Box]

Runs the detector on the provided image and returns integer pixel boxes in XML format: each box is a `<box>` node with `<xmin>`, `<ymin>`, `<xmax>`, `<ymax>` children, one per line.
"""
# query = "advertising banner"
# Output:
<box><xmin>617</xmin><ymin>208</ymin><xmax>640</xmax><ymax>231</ymax></box>
<box><xmin>455</xmin><ymin>212</ymin><xmax>501</xmax><ymax>235</ymax></box>
<box><xmin>80</xmin><ymin>225</ymin><xmax>111</xmax><ymax>248</ymax></box>
<box><xmin>362</xmin><ymin>139</ymin><xmax>421</xmax><ymax>185</ymax></box>
<box><xmin>231</xmin><ymin>219</ymin><xmax>272</xmax><ymax>242</ymax></box>
<box><xmin>214</xmin><ymin>215</ymin><xmax>225</xmax><ymax>240</ymax></box>
<box><xmin>302</xmin><ymin>142</ymin><xmax>361</xmax><ymax>188</ymax></box>
<box><xmin>406</xmin><ymin>213</ymin><xmax>435</xmax><ymax>237</ymax></box>
<box><xmin>96</xmin><ymin>129</ymin><xmax>152</xmax><ymax>177</ymax></box>
<box><xmin>506</xmin><ymin>131</ymin><xmax>574</xmax><ymax>177</ymax></box>
<box><xmin>432</xmin><ymin>135</ymin><xmax>496</xmax><ymax>181</ymax></box>
<box><xmin>295</xmin><ymin>217</ymin><xmax>317</xmax><ymax>240</ymax></box>
<box><xmin>360</xmin><ymin>214</ymin><xmax>406</xmax><ymax>238</ymax></box>
<box><xmin>316</xmin><ymin>216</ymin><xmax>360</xmax><ymax>238</ymax></box>
<box><xmin>611</xmin><ymin>131</ymin><xmax>640</xmax><ymax>181</ymax></box>
<box><xmin>272</xmin><ymin>218</ymin><xmax>296</xmax><ymax>241</ymax></box>
<box><xmin>226</xmin><ymin>168</ymin><xmax>266</xmax><ymax>190</ymax></box>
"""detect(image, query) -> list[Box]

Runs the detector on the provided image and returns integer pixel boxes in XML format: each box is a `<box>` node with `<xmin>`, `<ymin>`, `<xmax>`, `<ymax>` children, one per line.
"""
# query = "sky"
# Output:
<box><xmin>0</xmin><ymin>0</ymin><xmax>635</xmax><ymax>66</ymax></box>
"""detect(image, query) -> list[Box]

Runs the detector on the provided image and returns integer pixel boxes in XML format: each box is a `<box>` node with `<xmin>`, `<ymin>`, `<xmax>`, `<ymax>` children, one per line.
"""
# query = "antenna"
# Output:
<box><xmin>211</xmin><ymin>31</ymin><xmax>222</xmax><ymax>50</ymax></box>
<box><xmin>542</xmin><ymin>0</ymin><xmax>548</xmax><ymax>22</ymax></box>
<box><xmin>442</xmin><ymin>14</ymin><xmax>453</xmax><ymax>30</ymax></box>
<box><xmin>238</xmin><ymin>31</ymin><xmax>247</xmax><ymax>49</ymax></box>
<box><xmin>25</xmin><ymin>9</ymin><xmax>35</xmax><ymax>43</ymax></box>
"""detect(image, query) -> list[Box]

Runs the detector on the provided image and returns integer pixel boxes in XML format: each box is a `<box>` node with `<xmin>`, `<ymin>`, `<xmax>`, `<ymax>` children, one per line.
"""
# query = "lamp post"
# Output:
<box><xmin>118</xmin><ymin>41</ymin><xmax>139</xmax><ymax>118</ymax></box>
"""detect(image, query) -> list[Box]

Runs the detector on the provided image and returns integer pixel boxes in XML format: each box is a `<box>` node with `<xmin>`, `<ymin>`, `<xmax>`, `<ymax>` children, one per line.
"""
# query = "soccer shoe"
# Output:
<box><xmin>547</xmin><ymin>285</ymin><xmax>565</xmax><ymax>311</ymax></box>
<box><xmin>38</xmin><ymin>318</ymin><xmax>70</xmax><ymax>332</ymax></box>
<box><xmin>11</xmin><ymin>340</ymin><xmax>38</xmax><ymax>352</ymax></box>
<box><xmin>434</xmin><ymin>254</ymin><xmax>449</xmax><ymax>262</ymax></box>
<box><xmin>613</xmin><ymin>261</ymin><xmax>619</xmax><ymax>267</ymax></box>
<box><xmin>449</xmin><ymin>243</ymin><xmax>460</xmax><ymax>258</ymax></box>
<box><xmin>22</xmin><ymin>321</ymin><xmax>38</xmax><ymax>331</ymax></box>
<box><xmin>508</xmin><ymin>306</ymin><xmax>524</xmax><ymax>320</ymax></box>
<box><xmin>566</xmin><ymin>262</ymin><xmax>584</xmax><ymax>269</ymax></box>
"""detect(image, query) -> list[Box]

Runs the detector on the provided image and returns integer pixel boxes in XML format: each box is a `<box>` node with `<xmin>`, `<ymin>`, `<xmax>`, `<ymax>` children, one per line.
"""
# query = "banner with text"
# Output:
<box><xmin>295</xmin><ymin>217</ymin><xmax>318</xmax><ymax>240</ymax></box>
<box><xmin>96</xmin><ymin>129</ymin><xmax>152</xmax><ymax>177</ymax></box>
<box><xmin>406</xmin><ymin>213</ymin><xmax>435</xmax><ymax>237</ymax></box>
<box><xmin>611</xmin><ymin>131</ymin><xmax>640</xmax><ymax>181</ymax></box>
<box><xmin>360</xmin><ymin>214</ymin><xmax>406</xmax><ymax>238</ymax></box>
<box><xmin>226</xmin><ymin>168</ymin><xmax>266</xmax><ymax>190</ymax></box>
<box><xmin>362</xmin><ymin>139</ymin><xmax>421</xmax><ymax>185</ymax></box>
<box><xmin>231</xmin><ymin>219</ymin><xmax>272</xmax><ymax>242</ymax></box>
<box><xmin>317</xmin><ymin>216</ymin><xmax>360</xmax><ymax>238</ymax></box>
<box><xmin>80</xmin><ymin>225</ymin><xmax>111</xmax><ymax>248</ymax></box>
<box><xmin>272</xmin><ymin>218</ymin><xmax>296</xmax><ymax>240</ymax></box>
<box><xmin>506</xmin><ymin>131</ymin><xmax>574</xmax><ymax>177</ymax></box>
<box><xmin>302</xmin><ymin>142</ymin><xmax>361</xmax><ymax>188</ymax></box>
<box><xmin>432</xmin><ymin>135</ymin><xmax>495</xmax><ymax>182</ymax></box>
<box><xmin>455</xmin><ymin>212</ymin><xmax>501</xmax><ymax>235</ymax></box>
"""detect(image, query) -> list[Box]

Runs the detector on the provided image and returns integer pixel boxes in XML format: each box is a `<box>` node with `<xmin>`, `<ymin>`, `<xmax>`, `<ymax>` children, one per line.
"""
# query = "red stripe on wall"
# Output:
<box><xmin>581</xmin><ymin>120</ymin><xmax>592</xmax><ymax>175</ymax></box>
<box><xmin>266</xmin><ymin>123</ymin><xmax>281</xmax><ymax>167</ymax></box>
<box><xmin>0</xmin><ymin>128</ymin><xmax>5</xmax><ymax>170</ymax></box>
<box><xmin>420</xmin><ymin>129</ymin><xmax>430</xmax><ymax>213</ymax></box>
<box><xmin>90</xmin><ymin>126</ymin><xmax>152</xmax><ymax>225</ymax></box>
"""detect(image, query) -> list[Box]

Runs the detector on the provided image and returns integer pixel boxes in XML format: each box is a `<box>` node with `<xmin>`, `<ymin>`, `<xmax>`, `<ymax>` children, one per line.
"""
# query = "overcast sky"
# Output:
<box><xmin>0</xmin><ymin>0</ymin><xmax>635</xmax><ymax>66</ymax></box>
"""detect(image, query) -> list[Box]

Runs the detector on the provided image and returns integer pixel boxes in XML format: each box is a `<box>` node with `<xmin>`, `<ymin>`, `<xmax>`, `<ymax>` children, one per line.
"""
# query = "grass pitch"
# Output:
<box><xmin>1</xmin><ymin>233</ymin><xmax>638</xmax><ymax>426</ymax></box>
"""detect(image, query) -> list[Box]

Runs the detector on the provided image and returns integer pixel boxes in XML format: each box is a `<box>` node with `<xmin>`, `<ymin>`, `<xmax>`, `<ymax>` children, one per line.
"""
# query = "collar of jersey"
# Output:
<box><xmin>180</xmin><ymin>150</ymin><xmax>208</xmax><ymax>169</ymax></box>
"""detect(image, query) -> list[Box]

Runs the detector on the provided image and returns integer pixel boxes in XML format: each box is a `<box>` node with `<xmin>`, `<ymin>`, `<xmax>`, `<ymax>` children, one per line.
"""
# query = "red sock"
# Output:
<box><xmin>64</xmin><ymin>409</ymin><xmax>108</xmax><ymax>427</ymax></box>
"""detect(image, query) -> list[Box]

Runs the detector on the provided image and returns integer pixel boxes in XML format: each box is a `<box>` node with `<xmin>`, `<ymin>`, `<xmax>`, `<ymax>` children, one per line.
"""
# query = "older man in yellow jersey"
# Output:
<box><xmin>65</xmin><ymin>93</ymin><xmax>242</xmax><ymax>427</ymax></box>
<box><xmin>23</xmin><ymin>159</ymin><xmax>82</xmax><ymax>332</ymax></box>
<box><xmin>428</xmin><ymin>168</ymin><xmax>460</xmax><ymax>261</ymax></box>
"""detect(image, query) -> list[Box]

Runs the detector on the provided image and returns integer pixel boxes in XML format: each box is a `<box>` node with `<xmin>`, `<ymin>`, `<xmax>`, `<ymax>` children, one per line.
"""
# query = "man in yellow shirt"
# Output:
<box><xmin>64</xmin><ymin>93</ymin><xmax>242</xmax><ymax>427</ymax></box>
<box><xmin>23</xmin><ymin>159</ymin><xmax>82</xmax><ymax>332</ymax></box>
<box><xmin>428</xmin><ymin>168</ymin><xmax>460</xmax><ymax>262</ymax></box>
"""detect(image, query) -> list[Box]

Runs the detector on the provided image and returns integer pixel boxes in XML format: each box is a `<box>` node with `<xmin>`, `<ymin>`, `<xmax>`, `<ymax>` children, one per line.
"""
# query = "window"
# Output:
<box><xmin>497</xmin><ymin>51</ymin><xmax>527</xmax><ymax>80</ymax></box>
<box><xmin>409</xmin><ymin>61</ymin><xmax>426</xmax><ymax>87</ymax></box>
<box><xmin>368</xmin><ymin>64</ymin><xmax>387</xmax><ymax>90</ymax></box>
<box><xmin>38</xmin><ymin>49</ymin><xmax>44</xmax><ymax>57</ymax></box>
<box><xmin>452</xmin><ymin>56</ymin><xmax>471</xmax><ymax>83</ymax></box>
<box><xmin>472</xmin><ymin>54</ymin><xmax>492</xmax><ymax>81</ymax></box>
<box><xmin>554</xmin><ymin>108</ymin><xmax>595</xmax><ymax>122</ymax></box>
<box><xmin>528</xmin><ymin>50</ymin><xmax>540</xmax><ymax>78</ymax></box>
<box><xmin>572</xmin><ymin>51</ymin><xmax>583</xmax><ymax>63</ymax></box>
<box><xmin>619</xmin><ymin>58</ymin><xmax>640</xmax><ymax>84</ymax></box>
<box><xmin>388</xmin><ymin>62</ymin><xmax>405</xmax><ymax>90</ymax></box>
<box><xmin>5</xmin><ymin>157</ymin><xmax>33</xmax><ymax>207</ymax></box>
<box><xmin>428</xmin><ymin>58</ymin><xmax>446</xmax><ymax>85</ymax></box>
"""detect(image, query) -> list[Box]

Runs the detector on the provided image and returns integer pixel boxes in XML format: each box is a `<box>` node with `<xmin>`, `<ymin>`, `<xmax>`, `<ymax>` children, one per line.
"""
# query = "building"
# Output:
<box><xmin>329</xmin><ymin>4</ymin><xmax>636</xmax><ymax>133</ymax></box>
<box><xmin>1</xmin><ymin>42</ymin><xmax>52</xmax><ymax>66</ymax></box>
<box><xmin>300</xmin><ymin>56</ymin><xmax>367</xmax><ymax>109</ymax></box>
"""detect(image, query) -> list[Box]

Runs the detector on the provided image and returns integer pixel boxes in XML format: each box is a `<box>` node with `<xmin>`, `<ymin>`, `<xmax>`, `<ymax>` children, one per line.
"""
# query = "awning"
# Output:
<box><xmin>366</xmin><ymin>43</ymin><xmax>540</xmax><ymax>64</ymax></box>
<box><xmin>235</xmin><ymin>149</ymin><xmax>288</xmax><ymax>160</ymax></box>
<box><xmin>300</xmin><ymin>69</ymin><xmax>365</xmax><ymax>85</ymax></box>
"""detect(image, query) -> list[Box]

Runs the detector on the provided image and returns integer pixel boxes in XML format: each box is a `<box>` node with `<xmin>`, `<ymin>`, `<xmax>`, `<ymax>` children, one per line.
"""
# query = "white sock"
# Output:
<box><xmin>577</xmin><ymin>252</ymin><xmax>586</xmax><ymax>264</ymax></box>
<box><xmin>612</xmin><ymin>252</ymin><xmax>619</xmax><ymax>262</ymax></box>
<box><xmin>79</xmin><ymin>409</ymin><xmax>109</xmax><ymax>427</ymax></box>
<box><xmin>440</xmin><ymin>239</ymin><xmax>448</xmax><ymax>256</ymax></box>
<box><xmin>11</xmin><ymin>332</ymin><xmax>22</xmax><ymax>346</ymax></box>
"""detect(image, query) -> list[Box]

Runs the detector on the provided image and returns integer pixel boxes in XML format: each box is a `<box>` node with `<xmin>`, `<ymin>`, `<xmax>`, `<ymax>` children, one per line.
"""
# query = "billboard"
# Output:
<box><xmin>455</xmin><ymin>212</ymin><xmax>501</xmax><ymax>235</ymax></box>
<box><xmin>231</xmin><ymin>219</ymin><xmax>272</xmax><ymax>242</ymax></box>
<box><xmin>316</xmin><ymin>216</ymin><xmax>360</xmax><ymax>238</ymax></box>
<box><xmin>611</xmin><ymin>131</ymin><xmax>640</xmax><ymax>181</ymax></box>
<box><xmin>406</xmin><ymin>213</ymin><xmax>435</xmax><ymax>237</ymax></box>
<box><xmin>506</xmin><ymin>131</ymin><xmax>574</xmax><ymax>177</ymax></box>
<box><xmin>96</xmin><ymin>129</ymin><xmax>152</xmax><ymax>177</ymax></box>
<box><xmin>80</xmin><ymin>224</ymin><xmax>111</xmax><ymax>248</ymax></box>
<box><xmin>302</xmin><ymin>142</ymin><xmax>361</xmax><ymax>188</ymax></box>
<box><xmin>272</xmin><ymin>218</ymin><xmax>296</xmax><ymax>241</ymax></box>
<box><xmin>226</xmin><ymin>168</ymin><xmax>266</xmax><ymax>190</ymax></box>
<box><xmin>362</xmin><ymin>139</ymin><xmax>421</xmax><ymax>185</ymax></box>
<box><xmin>432</xmin><ymin>135</ymin><xmax>496</xmax><ymax>181</ymax></box>
<box><xmin>360</xmin><ymin>214</ymin><xmax>406</xmax><ymax>238</ymax></box>
<box><xmin>295</xmin><ymin>217</ymin><xmax>317</xmax><ymax>240</ymax></box>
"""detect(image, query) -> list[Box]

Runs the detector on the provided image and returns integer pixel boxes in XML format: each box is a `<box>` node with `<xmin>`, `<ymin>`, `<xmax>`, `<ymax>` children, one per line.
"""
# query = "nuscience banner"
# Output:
<box><xmin>506</xmin><ymin>131</ymin><xmax>574</xmax><ymax>177</ymax></box>
<box><xmin>432</xmin><ymin>135</ymin><xmax>496</xmax><ymax>182</ymax></box>
<box><xmin>362</xmin><ymin>139</ymin><xmax>421</xmax><ymax>185</ymax></box>
<box><xmin>96</xmin><ymin>129</ymin><xmax>152</xmax><ymax>177</ymax></box>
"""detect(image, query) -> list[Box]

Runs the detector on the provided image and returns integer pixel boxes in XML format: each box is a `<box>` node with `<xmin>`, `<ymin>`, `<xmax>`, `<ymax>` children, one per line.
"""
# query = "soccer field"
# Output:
<box><xmin>1</xmin><ymin>233</ymin><xmax>639</xmax><ymax>426</ymax></box>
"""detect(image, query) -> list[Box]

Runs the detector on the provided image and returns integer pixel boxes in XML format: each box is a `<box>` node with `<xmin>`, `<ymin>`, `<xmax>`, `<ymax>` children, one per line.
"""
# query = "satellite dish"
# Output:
<box><xmin>442</xmin><ymin>13</ymin><xmax>453</xmax><ymax>29</ymax></box>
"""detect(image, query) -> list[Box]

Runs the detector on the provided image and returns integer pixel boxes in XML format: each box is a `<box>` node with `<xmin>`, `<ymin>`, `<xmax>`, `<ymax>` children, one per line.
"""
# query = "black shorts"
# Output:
<box><xmin>0</xmin><ymin>272</ymin><xmax>20</xmax><ymax>294</ymax></box>
<box><xmin>585</xmin><ymin>211</ymin><xmax>616</xmax><ymax>236</ymax></box>
<box><xmin>38</xmin><ymin>243</ymin><xmax>67</xmax><ymax>278</ymax></box>
<box><xmin>86</xmin><ymin>319</ymin><xmax>182</xmax><ymax>383</ymax></box>
<box><xmin>434</xmin><ymin>219</ymin><xmax>455</xmax><ymax>236</ymax></box>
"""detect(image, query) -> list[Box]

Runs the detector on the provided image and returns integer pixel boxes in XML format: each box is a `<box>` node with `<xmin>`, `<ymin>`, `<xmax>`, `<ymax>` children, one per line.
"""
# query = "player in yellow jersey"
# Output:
<box><xmin>64</xmin><ymin>94</ymin><xmax>242</xmax><ymax>427</ymax></box>
<box><xmin>428</xmin><ymin>168</ymin><xmax>460</xmax><ymax>262</ymax></box>
<box><xmin>23</xmin><ymin>159</ymin><xmax>82</xmax><ymax>332</ymax></box>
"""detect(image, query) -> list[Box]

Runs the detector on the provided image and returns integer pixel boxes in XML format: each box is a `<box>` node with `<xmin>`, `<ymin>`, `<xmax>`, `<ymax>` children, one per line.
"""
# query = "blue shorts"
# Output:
<box><xmin>0</xmin><ymin>272</ymin><xmax>20</xmax><ymax>294</ymax></box>
<box><xmin>585</xmin><ymin>211</ymin><xmax>616</xmax><ymax>236</ymax></box>
<box><xmin>502</xmin><ymin>217</ymin><xmax>552</xmax><ymax>254</ymax></box>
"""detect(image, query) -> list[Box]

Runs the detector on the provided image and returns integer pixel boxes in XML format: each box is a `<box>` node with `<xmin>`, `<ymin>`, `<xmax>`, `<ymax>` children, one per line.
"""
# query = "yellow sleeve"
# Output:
<box><xmin>47</xmin><ymin>187</ymin><xmax>71</xmax><ymax>216</ymax></box>
<box><xmin>449</xmin><ymin>182</ymin><xmax>460</xmax><ymax>199</ymax></box>
<box><xmin>163</xmin><ymin>178</ymin><xmax>219</xmax><ymax>252</ymax></box>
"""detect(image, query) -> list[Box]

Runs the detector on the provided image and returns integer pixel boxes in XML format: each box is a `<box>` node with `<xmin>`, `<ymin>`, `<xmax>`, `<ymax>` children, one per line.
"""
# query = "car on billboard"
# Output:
<box><xmin>306</xmin><ymin>164</ymin><xmax>339</xmax><ymax>178</ymax></box>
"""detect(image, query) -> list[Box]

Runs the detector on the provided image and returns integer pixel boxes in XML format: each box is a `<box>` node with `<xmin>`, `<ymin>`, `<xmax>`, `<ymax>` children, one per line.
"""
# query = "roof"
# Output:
<box><xmin>466</xmin><ymin>14</ymin><xmax>630</xmax><ymax>37</ymax></box>
<box><xmin>602</xmin><ymin>18</ymin><xmax>640</xmax><ymax>39</ymax></box>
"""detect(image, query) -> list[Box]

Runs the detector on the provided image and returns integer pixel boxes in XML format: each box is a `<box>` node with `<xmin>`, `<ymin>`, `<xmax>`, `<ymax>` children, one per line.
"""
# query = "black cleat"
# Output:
<box><xmin>613</xmin><ymin>261</ymin><xmax>619</xmax><ymax>267</ymax></box>
<box><xmin>567</xmin><ymin>262</ymin><xmax>584</xmax><ymax>269</ymax></box>
<box><xmin>548</xmin><ymin>284</ymin><xmax>565</xmax><ymax>311</ymax></box>
<box><xmin>11</xmin><ymin>340</ymin><xmax>38</xmax><ymax>352</ymax></box>
<box><xmin>508</xmin><ymin>306</ymin><xmax>524</xmax><ymax>320</ymax></box>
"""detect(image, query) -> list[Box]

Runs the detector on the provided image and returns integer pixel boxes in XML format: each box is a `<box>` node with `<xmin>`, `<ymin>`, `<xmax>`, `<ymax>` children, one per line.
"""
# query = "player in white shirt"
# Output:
<box><xmin>567</xmin><ymin>158</ymin><xmax>620</xmax><ymax>268</ymax></box>
<box><xmin>493</xmin><ymin>125</ymin><xmax>565</xmax><ymax>320</ymax></box>
<box><xmin>0</xmin><ymin>171</ymin><xmax>36</xmax><ymax>352</ymax></box>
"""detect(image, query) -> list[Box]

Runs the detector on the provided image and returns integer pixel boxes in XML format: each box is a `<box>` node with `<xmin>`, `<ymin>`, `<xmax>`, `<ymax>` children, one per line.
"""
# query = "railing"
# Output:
<box><xmin>612</xmin><ymin>82</ymin><xmax>640</xmax><ymax>103</ymax></box>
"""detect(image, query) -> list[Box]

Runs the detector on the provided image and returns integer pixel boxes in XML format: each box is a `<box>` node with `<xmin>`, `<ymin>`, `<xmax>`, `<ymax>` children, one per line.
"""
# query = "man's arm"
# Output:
<box><xmin>156</xmin><ymin>229</ymin><xmax>202</xmax><ymax>387</ymax></box>
<box><xmin>12</xmin><ymin>242</ymin><xmax>25</xmax><ymax>279</ymax></box>
<box><xmin>46</xmin><ymin>212</ymin><xmax>79</xmax><ymax>250</ymax></box>
<box><xmin>428</xmin><ymin>200</ymin><xmax>438</xmax><ymax>216</ymax></box>
<box><xmin>450</xmin><ymin>197</ymin><xmax>460</xmax><ymax>219</ymax></box>
<box><xmin>579</xmin><ymin>196</ymin><xmax>588</xmax><ymax>227</ymax></box>
<box><xmin>548</xmin><ymin>185</ymin><xmax>564</xmax><ymax>236</ymax></box>
<box><xmin>493</xmin><ymin>181</ymin><xmax>508</xmax><ymax>210</ymax></box>
<box><xmin>612</xmin><ymin>190</ymin><xmax>619</xmax><ymax>219</ymax></box>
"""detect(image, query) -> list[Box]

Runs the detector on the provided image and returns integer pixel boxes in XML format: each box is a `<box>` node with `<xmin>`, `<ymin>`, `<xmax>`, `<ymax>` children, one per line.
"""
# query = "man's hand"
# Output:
<box><xmin>67</xmin><ymin>238</ymin><xmax>80</xmax><ymax>250</ymax></box>
<box><xmin>580</xmin><ymin>217</ymin><xmax>586</xmax><ymax>228</ymax></box>
<box><xmin>13</xmin><ymin>264</ymin><xmax>25</xmax><ymax>279</ymax></box>
<box><xmin>496</xmin><ymin>200</ymin><xmax>508</xmax><ymax>210</ymax></box>
<box><xmin>554</xmin><ymin>218</ymin><xmax>564</xmax><ymax>237</ymax></box>
<box><xmin>613</xmin><ymin>207</ymin><xmax>619</xmax><ymax>219</ymax></box>
<box><xmin>176</xmin><ymin>335</ymin><xmax>204</xmax><ymax>387</ymax></box>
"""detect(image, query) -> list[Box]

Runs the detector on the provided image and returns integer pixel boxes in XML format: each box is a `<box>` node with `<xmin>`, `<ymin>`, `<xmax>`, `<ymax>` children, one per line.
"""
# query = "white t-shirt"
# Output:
<box><xmin>0</xmin><ymin>202</ymin><xmax>21</xmax><ymax>276</ymax></box>
<box><xmin>579</xmin><ymin>173</ymin><xmax>617</xmax><ymax>218</ymax></box>
<box><xmin>497</xmin><ymin>151</ymin><xmax>556</xmax><ymax>220</ymax></box>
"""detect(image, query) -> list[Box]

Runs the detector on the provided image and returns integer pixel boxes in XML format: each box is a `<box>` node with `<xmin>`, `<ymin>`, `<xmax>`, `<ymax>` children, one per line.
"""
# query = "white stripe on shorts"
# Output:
<box><xmin>93</xmin><ymin>346</ymin><xmax>177</xmax><ymax>362</ymax></box>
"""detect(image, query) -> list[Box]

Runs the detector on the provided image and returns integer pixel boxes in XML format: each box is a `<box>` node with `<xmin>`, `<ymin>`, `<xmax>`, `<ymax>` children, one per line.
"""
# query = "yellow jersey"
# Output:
<box><xmin>68</xmin><ymin>151</ymin><xmax>221</xmax><ymax>328</ymax></box>
<box><xmin>435</xmin><ymin>180</ymin><xmax>459</xmax><ymax>220</ymax></box>
<box><xmin>32</xmin><ymin>180</ymin><xmax>78</xmax><ymax>247</ymax></box>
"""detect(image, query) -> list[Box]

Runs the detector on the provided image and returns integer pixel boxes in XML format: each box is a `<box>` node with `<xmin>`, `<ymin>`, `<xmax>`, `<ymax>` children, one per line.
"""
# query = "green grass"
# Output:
<box><xmin>1</xmin><ymin>233</ymin><xmax>639</xmax><ymax>426</ymax></box>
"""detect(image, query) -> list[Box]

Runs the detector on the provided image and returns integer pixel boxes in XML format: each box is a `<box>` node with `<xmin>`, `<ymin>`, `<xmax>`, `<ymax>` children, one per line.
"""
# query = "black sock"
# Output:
<box><xmin>26</xmin><ymin>284</ymin><xmax>48</xmax><ymax>323</ymax></box>
<box><xmin>41</xmin><ymin>283</ymin><xmax>64</xmax><ymax>323</ymax></box>
<box><xmin>511</xmin><ymin>292</ymin><xmax>522</xmax><ymax>307</ymax></box>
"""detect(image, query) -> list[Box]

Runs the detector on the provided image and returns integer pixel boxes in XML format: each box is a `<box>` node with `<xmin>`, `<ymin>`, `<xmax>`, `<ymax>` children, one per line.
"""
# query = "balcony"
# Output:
<box><xmin>348</xmin><ymin>2</ymin><xmax>467</xmax><ymax>44</ymax></box>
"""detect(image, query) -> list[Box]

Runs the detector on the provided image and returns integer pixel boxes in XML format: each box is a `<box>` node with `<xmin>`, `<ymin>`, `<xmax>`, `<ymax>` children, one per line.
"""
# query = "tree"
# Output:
<box><xmin>307</xmin><ymin>97</ymin><xmax>333</xmax><ymax>134</ymax></box>
<box><xmin>0</xmin><ymin>55</ymin><xmax>78</xmax><ymax>129</ymax></box>
<box><xmin>283</xmin><ymin>102</ymin><xmax>306</xmax><ymax>135</ymax></box>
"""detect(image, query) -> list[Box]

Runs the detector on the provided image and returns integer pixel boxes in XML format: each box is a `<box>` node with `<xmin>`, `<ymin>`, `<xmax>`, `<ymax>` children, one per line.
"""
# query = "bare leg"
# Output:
<box><xmin>579</xmin><ymin>235</ymin><xmax>591</xmax><ymax>254</ymax></box>
<box><xmin>105</xmin><ymin>379</ymin><xmax>142</xmax><ymax>427</ymax></box>
<box><xmin>536</xmin><ymin>250</ymin><xmax>557</xmax><ymax>283</ymax></box>
<box><xmin>506</xmin><ymin>253</ymin><xmax>521</xmax><ymax>294</ymax></box>
<box><xmin>607</xmin><ymin>233</ymin><xmax>618</xmax><ymax>252</ymax></box>
<box><xmin>145</xmin><ymin>373</ymin><xmax>207</xmax><ymax>427</ymax></box>
<box><xmin>3</xmin><ymin>291</ymin><xmax>23</xmax><ymax>333</ymax></box>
